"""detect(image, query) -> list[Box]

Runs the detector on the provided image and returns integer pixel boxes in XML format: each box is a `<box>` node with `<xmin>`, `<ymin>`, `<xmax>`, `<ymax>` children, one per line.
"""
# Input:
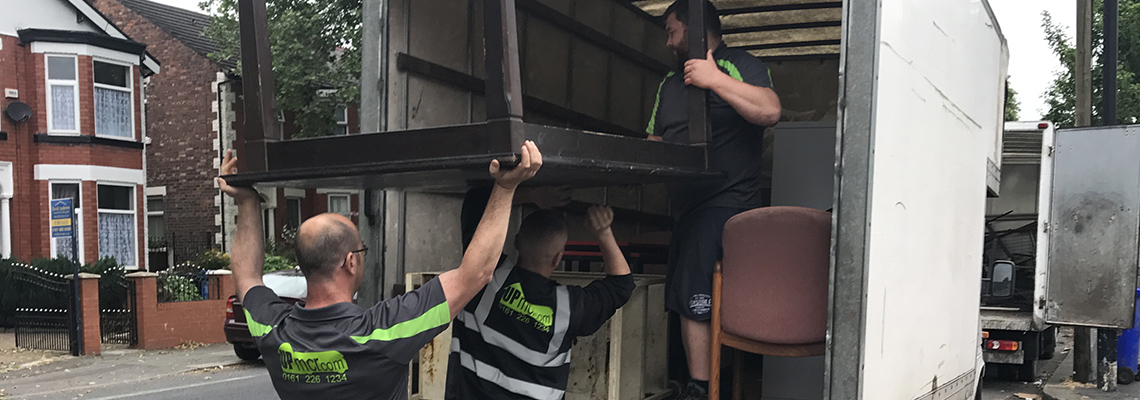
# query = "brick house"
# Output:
<box><xmin>87</xmin><ymin>0</ymin><xmax>360</xmax><ymax>269</ymax></box>
<box><xmin>0</xmin><ymin>0</ymin><xmax>161</xmax><ymax>269</ymax></box>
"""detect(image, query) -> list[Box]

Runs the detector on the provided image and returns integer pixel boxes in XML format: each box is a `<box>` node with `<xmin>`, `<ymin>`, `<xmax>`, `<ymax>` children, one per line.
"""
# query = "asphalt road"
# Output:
<box><xmin>6</xmin><ymin>362</ymin><xmax>274</xmax><ymax>400</ymax></box>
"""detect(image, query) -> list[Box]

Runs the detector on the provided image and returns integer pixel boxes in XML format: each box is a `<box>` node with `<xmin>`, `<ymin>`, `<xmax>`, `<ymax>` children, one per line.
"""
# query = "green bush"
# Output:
<box><xmin>84</xmin><ymin>257</ymin><xmax>128</xmax><ymax>310</ymax></box>
<box><xmin>263</xmin><ymin>255</ymin><xmax>296</xmax><ymax>273</ymax></box>
<box><xmin>157</xmin><ymin>263</ymin><xmax>206</xmax><ymax>303</ymax></box>
<box><xmin>193</xmin><ymin>250</ymin><xmax>231</xmax><ymax>271</ymax></box>
<box><xmin>162</xmin><ymin>275</ymin><xmax>201</xmax><ymax>302</ymax></box>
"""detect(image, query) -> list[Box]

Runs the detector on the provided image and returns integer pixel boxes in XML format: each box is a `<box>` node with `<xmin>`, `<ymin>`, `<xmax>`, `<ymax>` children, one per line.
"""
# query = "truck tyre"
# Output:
<box><xmin>234</xmin><ymin>344</ymin><xmax>261</xmax><ymax>361</ymax></box>
<box><xmin>1039</xmin><ymin>327</ymin><xmax>1056</xmax><ymax>360</ymax></box>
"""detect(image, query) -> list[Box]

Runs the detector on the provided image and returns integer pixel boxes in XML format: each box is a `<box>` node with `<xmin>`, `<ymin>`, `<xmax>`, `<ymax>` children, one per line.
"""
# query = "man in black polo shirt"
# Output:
<box><xmin>645</xmin><ymin>1</ymin><xmax>781</xmax><ymax>398</ymax></box>
<box><xmin>216</xmin><ymin>141</ymin><xmax>544</xmax><ymax>400</ymax></box>
<box><xmin>445</xmin><ymin>206</ymin><xmax>634</xmax><ymax>399</ymax></box>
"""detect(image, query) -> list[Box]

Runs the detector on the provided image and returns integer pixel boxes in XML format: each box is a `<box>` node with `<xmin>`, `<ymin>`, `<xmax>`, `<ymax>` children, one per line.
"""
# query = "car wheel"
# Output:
<box><xmin>234</xmin><ymin>344</ymin><xmax>261</xmax><ymax>361</ymax></box>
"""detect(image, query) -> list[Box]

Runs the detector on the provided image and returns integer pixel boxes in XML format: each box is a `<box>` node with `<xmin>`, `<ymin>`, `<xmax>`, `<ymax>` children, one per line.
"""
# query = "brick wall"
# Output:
<box><xmin>130</xmin><ymin>272</ymin><xmax>233</xmax><ymax>350</ymax></box>
<box><xmin>90</xmin><ymin>0</ymin><xmax>225</xmax><ymax>248</ymax></box>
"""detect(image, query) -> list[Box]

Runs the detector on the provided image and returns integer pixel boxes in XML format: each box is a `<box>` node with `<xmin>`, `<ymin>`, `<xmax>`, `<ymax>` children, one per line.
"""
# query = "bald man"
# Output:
<box><xmin>444</xmin><ymin>206</ymin><xmax>634</xmax><ymax>400</ymax></box>
<box><xmin>217</xmin><ymin>141</ymin><xmax>544</xmax><ymax>400</ymax></box>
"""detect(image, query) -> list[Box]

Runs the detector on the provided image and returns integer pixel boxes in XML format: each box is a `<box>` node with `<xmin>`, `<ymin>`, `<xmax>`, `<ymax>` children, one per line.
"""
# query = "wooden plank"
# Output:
<box><xmin>609</xmin><ymin>284</ymin><xmax>647</xmax><ymax>400</ymax></box>
<box><xmin>644</xmin><ymin>283</ymin><xmax>670</xmax><ymax>395</ymax></box>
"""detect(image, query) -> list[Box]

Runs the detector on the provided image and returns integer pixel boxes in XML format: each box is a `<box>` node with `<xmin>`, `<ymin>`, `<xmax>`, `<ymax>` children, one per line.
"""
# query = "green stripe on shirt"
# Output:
<box><xmin>716</xmin><ymin>59</ymin><xmax>743</xmax><ymax>82</ymax></box>
<box><xmin>244</xmin><ymin>309</ymin><xmax>275</xmax><ymax>337</ymax></box>
<box><xmin>350</xmin><ymin>301</ymin><xmax>451</xmax><ymax>343</ymax></box>
<box><xmin>645</xmin><ymin>71</ymin><xmax>675</xmax><ymax>134</ymax></box>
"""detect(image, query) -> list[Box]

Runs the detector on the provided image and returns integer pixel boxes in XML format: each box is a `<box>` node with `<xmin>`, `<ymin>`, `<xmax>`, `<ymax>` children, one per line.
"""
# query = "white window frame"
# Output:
<box><xmin>45</xmin><ymin>55</ymin><xmax>81</xmax><ymax>135</ymax></box>
<box><xmin>92</xmin><ymin>58</ymin><xmax>135</xmax><ymax>141</ymax></box>
<box><xmin>277</xmin><ymin>110</ymin><xmax>286</xmax><ymax>137</ymax></box>
<box><xmin>327</xmin><ymin>193</ymin><xmax>351</xmax><ymax>217</ymax></box>
<box><xmin>49</xmin><ymin>181</ymin><xmax>85</xmax><ymax>264</ymax></box>
<box><xmin>146</xmin><ymin>194</ymin><xmax>164</xmax><ymax>248</ymax></box>
<box><xmin>285</xmin><ymin>196</ymin><xmax>303</xmax><ymax>230</ymax></box>
<box><xmin>333</xmin><ymin>105</ymin><xmax>348</xmax><ymax>135</ymax></box>
<box><xmin>97</xmin><ymin>182</ymin><xmax>138</xmax><ymax>269</ymax></box>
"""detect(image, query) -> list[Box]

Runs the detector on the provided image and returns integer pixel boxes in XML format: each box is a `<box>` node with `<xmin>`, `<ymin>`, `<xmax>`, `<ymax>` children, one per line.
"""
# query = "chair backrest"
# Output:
<box><xmin>720</xmin><ymin>206</ymin><xmax>831</xmax><ymax>345</ymax></box>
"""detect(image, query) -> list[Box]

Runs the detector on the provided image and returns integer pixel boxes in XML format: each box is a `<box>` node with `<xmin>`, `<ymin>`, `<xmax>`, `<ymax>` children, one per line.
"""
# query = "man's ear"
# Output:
<box><xmin>551</xmin><ymin>251</ymin><xmax>564</xmax><ymax>270</ymax></box>
<box><xmin>344</xmin><ymin>253</ymin><xmax>356</xmax><ymax>274</ymax></box>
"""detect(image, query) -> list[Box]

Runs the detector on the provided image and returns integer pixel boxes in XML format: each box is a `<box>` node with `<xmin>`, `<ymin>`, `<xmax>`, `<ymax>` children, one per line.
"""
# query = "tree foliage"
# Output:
<box><xmin>1005</xmin><ymin>79</ymin><xmax>1021</xmax><ymax>121</ymax></box>
<box><xmin>200</xmin><ymin>0</ymin><xmax>362</xmax><ymax>138</ymax></box>
<box><xmin>1041</xmin><ymin>1</ymin><xmax>1140</xmax><ymax>127</ymax></box>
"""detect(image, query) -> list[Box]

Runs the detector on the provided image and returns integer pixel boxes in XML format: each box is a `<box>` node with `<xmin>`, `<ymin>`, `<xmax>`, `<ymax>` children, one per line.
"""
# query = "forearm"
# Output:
<box><xmin>710</xmin><ymin>75</ymin><xmax>781</xmax><ymax>127</ymax></box>
<box><xmin>232</xmin><ymin>198</ymin><xmax>265</xmax><ymax>301</ymax></box>
<box><xmin>596</xmin><ymin>229</ymin><xmax>631</xmax><ymax>276</ymax></box>
<box><xmin>442</xmin><ymin>184</ymin><xmax>516</xmax><ymax>316</ymax></box>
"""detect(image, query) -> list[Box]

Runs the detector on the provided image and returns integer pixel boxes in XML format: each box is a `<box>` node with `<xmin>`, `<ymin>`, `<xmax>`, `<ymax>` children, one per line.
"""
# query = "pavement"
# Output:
<box><xmin>0</xmin><ymin>331</ymin><xmax>272</xmax><ymax>400</ymax></box>
<box><xmin>1041</xmin><ymin>346</ymin><xmax>1140</xmax><ymax>400</ymax></box>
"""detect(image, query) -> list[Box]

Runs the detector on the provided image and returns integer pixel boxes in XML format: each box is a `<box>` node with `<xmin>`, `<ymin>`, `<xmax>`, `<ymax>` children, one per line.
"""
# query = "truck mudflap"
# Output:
<box><xmin>983</xmin><ymin>348</ymin><xmax>1025</xmax><ymax>365</ymax></box>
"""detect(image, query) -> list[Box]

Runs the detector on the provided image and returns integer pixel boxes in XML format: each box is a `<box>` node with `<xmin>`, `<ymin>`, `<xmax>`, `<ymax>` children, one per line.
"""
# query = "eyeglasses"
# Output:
<box><xmin>350</xmin><ymin>247</ymin><xmax>368</xmax><ymax>257</ymax></box>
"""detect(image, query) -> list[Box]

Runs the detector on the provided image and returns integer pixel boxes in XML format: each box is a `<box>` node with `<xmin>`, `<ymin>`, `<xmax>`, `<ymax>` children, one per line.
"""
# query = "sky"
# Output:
<box><xmin>152</xmin><ymin>0</ymin><xmax>1077</xmax><ymax>120</ymax></box>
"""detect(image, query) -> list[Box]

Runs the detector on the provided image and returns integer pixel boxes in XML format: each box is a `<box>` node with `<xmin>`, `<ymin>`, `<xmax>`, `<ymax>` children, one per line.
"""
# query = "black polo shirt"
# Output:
<box><xmin>647</xmin><ymin>42</ymin><xmax>774</xmax><ymax>217</ymax></box>
<box><xmin>243</xmin><ymin>279</ymin><xmax>451</xmax><ymax>400</ymax></box>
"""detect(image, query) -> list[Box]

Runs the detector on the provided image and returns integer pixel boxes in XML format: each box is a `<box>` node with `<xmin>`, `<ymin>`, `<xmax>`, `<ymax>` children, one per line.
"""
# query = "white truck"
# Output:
<box><xmin>980</xmin><ymin>121</ymin><xmax>1058</xmax><ymax>381</ymax></box>
<box><xmin>979</xmin><ymin>121</ymin><xmax>1140</xmax><ymax>383</ymax></box>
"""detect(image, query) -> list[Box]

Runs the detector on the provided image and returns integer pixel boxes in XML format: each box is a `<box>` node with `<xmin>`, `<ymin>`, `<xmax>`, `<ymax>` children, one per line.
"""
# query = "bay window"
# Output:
<box><xmin>98</xmin><ymin>184</ymin><xmax>137</xmax><ymax>268</ymax></box>
<box><xmin>47</xmin><ymin>55</ymin><xmax>79</xmax><ymax>133</ymax></box>
<box><xmin>94</xmin><ymin>61</ymin><xmax>134</xmax><ymax>139</ymax></box>
<box><xmin>50</xmin><ymin>182</ymin><xmax>82</xmax><ymax>262</ymax></box>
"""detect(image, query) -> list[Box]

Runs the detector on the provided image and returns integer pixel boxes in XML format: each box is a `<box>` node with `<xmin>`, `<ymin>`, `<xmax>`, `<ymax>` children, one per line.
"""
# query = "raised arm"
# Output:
<box><xmin>440</xmin><ymin>141</ymin><xmax>543</xmax><ymax>317</ymax></box>
<box><xmin>684</xmin><ymin>50</ymin><xmax>781</xmax><ymax>127</ymax></box>
<box><xmin>587</xmin><ymin>206</ymin><xmax>630</xmax><ymax>276</ymax></box>
<box><xmin>216</xmin><ymin>150</ymin><xmax>265</xmax><ymax>302</ymax></box>
<box><xmin>576</xmin><ymin>205</ymin><xmax>635</xmax><ymax>336</ymax></box>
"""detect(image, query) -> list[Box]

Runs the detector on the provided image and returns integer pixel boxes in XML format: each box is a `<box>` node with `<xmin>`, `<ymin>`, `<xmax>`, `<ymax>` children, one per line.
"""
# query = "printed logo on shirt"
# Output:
<box><xmin>689</xmin><ymin>294</ymin><xmax>712</xmax><ymax>315</ymax></box>
<box><xmin>278</xmin><ymin>342</ymin><xmax>349</xmax><ymax>374</ymax></box>
<box><xmin>498</xmin><ymin>282</ymin><xmax>554</xmax><ymax>332</ymax></box>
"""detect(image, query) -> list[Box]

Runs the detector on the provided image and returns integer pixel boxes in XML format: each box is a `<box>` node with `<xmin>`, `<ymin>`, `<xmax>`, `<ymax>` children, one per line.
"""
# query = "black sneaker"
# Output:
<box><xmin>676</xmin><ymin>381</ymin><xmax>709</xmax><ymax>400</ymax></box>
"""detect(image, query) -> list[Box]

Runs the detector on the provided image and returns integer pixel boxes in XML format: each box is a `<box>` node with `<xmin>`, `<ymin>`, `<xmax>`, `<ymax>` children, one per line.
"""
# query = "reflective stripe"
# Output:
<box><xmin>456</xmin><ymin>310</ymin><xmax>572</xmax><ymax>367</ymax></box>
<box><xmin>459</xmin><ymin>260</ymin><xmax>573</xmax><ymax>367</ymax></box>
<box><xmin>350</xmin><ymin>301</ymin><xmax>450</xmax><ymax>343</ymax></box>
<box><xmin>243</xmin><ymin>308</ymin><xmax>274</xmax><ymax>337</ymax></box>
<box><xmin>716</xmin><ymin>59</ymin><xmax>743</xmax><ymax>82</ymax></box>
<box><xmin>453</xmin><ymin>337</ymin><xmax>566</xmax><ymax>400</ymax></box>
<box><xmin>645</xmin><ymin>72</ymin><xmax>675</xmax><ymax>134</ymax></box>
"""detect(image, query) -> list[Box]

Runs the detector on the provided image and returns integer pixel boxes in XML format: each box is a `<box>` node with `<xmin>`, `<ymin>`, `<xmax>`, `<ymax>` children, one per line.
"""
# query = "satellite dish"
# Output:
<box><xmin>5</xmin><ymin>102</ymin><xmax>32</xmax><ymax>123</ymax></box>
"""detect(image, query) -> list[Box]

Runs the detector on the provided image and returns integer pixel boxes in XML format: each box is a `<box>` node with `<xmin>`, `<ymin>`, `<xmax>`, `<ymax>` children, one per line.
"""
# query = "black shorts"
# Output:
<box><xmin>665</xmin><ymin>207</ymin><xmax>748</xmax><ymax>321</ymax></box>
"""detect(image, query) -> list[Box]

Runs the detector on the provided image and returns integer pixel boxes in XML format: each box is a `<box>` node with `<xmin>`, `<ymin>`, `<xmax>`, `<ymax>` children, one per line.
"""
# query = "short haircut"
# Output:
<box><xmin>664</xmin><ymin>0</ymin><xmax>722</xmax><ymax>37</ymax></box>
<box><xmin>294</xmin><ymin>215</ymin><xmax>358</xmax><ymax>281</ymax></box>
<box><xmin>515</xmin><ymin>210</ymin><xmax>568</xmax><ymax>259</ymax></box>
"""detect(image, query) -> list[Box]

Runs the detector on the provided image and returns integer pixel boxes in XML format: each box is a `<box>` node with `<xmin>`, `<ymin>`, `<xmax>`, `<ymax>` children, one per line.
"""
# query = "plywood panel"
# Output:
<box><xmin>608</xmin><ymin>59</ymin><xmax>646</xmax><ymax>131</ymax></box>
<box><xmin>525</xmin><ymin>18</ymin><xmax>572</xmax><ymax>107</ymax></box>
<box><xmin>409</xmin><ymin>0</ymin><xmax>470</xmax><ymax>71</ymax></box>
<box><xmin>572</xmin><ymin>0</ymin><xmax>615</xmax><ymax>36</ymax></box>
<box><xmin>402</xmin><ymin>192</ymin><xmax>464</xmax><ymax>274</ymax></box>
<box><xmin>569</xmin><ymin>39</ymin><xmax>610</xmax><ymax>120</ymax></box>
<box><xmin>406</xmin><ymin>76</ymin><xmax>472</xmax><ymax>129</ymax></box>
<box><xmin>611</xmin><ymin>4</ymin><xmax>648</xmax><ymax>51</ymax></box>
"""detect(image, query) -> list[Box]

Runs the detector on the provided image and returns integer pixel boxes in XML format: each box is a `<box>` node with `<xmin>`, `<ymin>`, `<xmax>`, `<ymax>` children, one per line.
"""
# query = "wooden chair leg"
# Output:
<box><xmin>732</xmin><ymin>350</ymin><xmax>743</xmax><ymax>400</ymax></box>
<box><xmin>710</xmin><ymin>262</ymin><xmax>724</xmax><ymax>400</ymax></box>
